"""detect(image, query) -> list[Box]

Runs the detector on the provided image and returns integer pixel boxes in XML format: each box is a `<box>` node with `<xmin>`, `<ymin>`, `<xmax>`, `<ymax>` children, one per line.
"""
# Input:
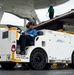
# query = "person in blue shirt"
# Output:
<box><xmin>19</xmin><ymin>21</ymin><xmax>38</xmax><ymax>55</ymax></box>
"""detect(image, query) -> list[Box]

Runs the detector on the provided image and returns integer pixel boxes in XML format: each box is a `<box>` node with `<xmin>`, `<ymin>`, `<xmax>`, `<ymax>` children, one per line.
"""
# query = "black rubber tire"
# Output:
<box><xmin>30</xmin><ymin>48</ymin><xmax>48</xmax><ymax>70</ymax></box>
<box><xmin>68</xmin><ymin>64</ymin><xmax>74</xmax><ymax>69</ymax></box>
<box><xmin>1</xmin><ymin>62</ymin><xmax>16</xmax><ymax>70</ymax></box>
<box><xmin>68</xmin><ymin>52</ymin><xmax>74</xmax><ymax>69</ymax></box>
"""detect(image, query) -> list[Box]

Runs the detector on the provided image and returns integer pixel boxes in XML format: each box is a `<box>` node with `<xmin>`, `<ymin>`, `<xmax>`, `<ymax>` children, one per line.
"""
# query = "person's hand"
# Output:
<box><xmin>28</xmin><ymin>34</ymin><xmax>34</xmax><ymax>37</ymax></box>
<box><xmin>22</xmin><ymin>32</ymin><xmax>28</xmax><ymax>35</ymax></box>
<box><xmin>25</xmin><ymin>33</ymin><xmax>28</xmax><ymax>35</ymax></box>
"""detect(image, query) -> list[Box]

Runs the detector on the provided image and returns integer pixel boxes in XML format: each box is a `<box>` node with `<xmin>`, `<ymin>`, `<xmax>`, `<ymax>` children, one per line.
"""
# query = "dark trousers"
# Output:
<box><xmin>49</xmin><ymin>12</ymin><xmax>54</xmax><ymax>19</ymax></box>
<box><xmin>19</xmin><ymin>34</ymin><xmax>33</xmax><ymax>52</ymax></box>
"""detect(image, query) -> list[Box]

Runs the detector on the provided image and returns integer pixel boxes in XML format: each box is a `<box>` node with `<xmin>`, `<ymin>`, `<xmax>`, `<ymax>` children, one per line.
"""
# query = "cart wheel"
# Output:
<box><xmin>30</xmin><ymin>48</ymin><xmax>48</xmax><ymax>70</ymax></box>
<box><xmin>68</xmin><ymin>51</ymin><xmax>74</xmax><ymax>69</ymax></box>
<box><xmin>1</xmin><ymin>62</ymin><xmax>16</xmax><ymax>70</ymax></box>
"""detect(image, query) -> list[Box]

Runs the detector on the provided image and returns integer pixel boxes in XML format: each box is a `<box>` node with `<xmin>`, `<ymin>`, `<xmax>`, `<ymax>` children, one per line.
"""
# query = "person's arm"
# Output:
<box><xmin>33</xmin><ymin>29</ymin><xmax>38</xmax><ymax>36</ymax></box>
<box><xmin>28</xmin><ymin>29</ymin><xmax>38</xmax><ymax>37</ymax></box>
<box><xmin>22</xmin><ymin>30</ymin><xmax>28</xmax><ymax>35</ymax></box>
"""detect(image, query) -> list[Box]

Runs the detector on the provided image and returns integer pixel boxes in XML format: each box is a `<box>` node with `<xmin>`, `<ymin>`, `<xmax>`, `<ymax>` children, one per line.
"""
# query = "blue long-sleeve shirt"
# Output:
<box><xmin>24</xmin><ymin>29</ymin><xmax>38</xmax><ymax>37</ymax></box>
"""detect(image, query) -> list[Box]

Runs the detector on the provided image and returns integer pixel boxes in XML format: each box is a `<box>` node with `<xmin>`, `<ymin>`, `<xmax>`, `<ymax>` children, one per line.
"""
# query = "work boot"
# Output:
<box><xmin>19</xmin><ymin>51</ymin><xmax>25</xmax><ymax>55</ymax></box>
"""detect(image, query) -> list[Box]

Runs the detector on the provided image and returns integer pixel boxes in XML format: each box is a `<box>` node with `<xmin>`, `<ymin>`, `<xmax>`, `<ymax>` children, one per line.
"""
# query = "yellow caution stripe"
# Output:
<box><xmin>11</xmin><ymin>58</ymin><xmax>21</xmax><ymax>62</ymax></box>
<box><xmin>11</xmin><ymin>52</ymin><xmax>21</xmax><ymax>62</ymax></box>
<box><xmin>16</xmin><ymin>32</ymin><xmax>19</xmax><ymax>39</ymax></box>
<box><xmin>8</xmin><ymin>27</ymin><xmax>17</xmax><ymax>30</ymax></box>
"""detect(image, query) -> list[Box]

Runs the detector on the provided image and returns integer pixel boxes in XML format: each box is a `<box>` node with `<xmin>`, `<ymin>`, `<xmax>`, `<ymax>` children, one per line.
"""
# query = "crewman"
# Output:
<box><xmin>19</xmin><ymin>21</ymin><xmax>38</xmax><ymax>55</ymax></box>
<box><xmin>48</xmin><ymin>6</ymin><xmax>54</xmax><ymax>19</ymax></box>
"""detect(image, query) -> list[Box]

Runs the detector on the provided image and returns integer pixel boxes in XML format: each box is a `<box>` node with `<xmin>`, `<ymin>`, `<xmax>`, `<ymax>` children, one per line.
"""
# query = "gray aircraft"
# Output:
<box><xmin>0</xmin><ymin>0</ymin><xmax>69</xmax><ymax>23</ymax></box>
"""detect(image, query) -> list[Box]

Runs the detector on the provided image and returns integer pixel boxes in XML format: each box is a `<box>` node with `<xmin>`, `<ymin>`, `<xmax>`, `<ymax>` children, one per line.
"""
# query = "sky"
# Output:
<box><xmin>0</xmin><ymin>0</ymin><xmax>74</xmax><ymax>26</ymax></box>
